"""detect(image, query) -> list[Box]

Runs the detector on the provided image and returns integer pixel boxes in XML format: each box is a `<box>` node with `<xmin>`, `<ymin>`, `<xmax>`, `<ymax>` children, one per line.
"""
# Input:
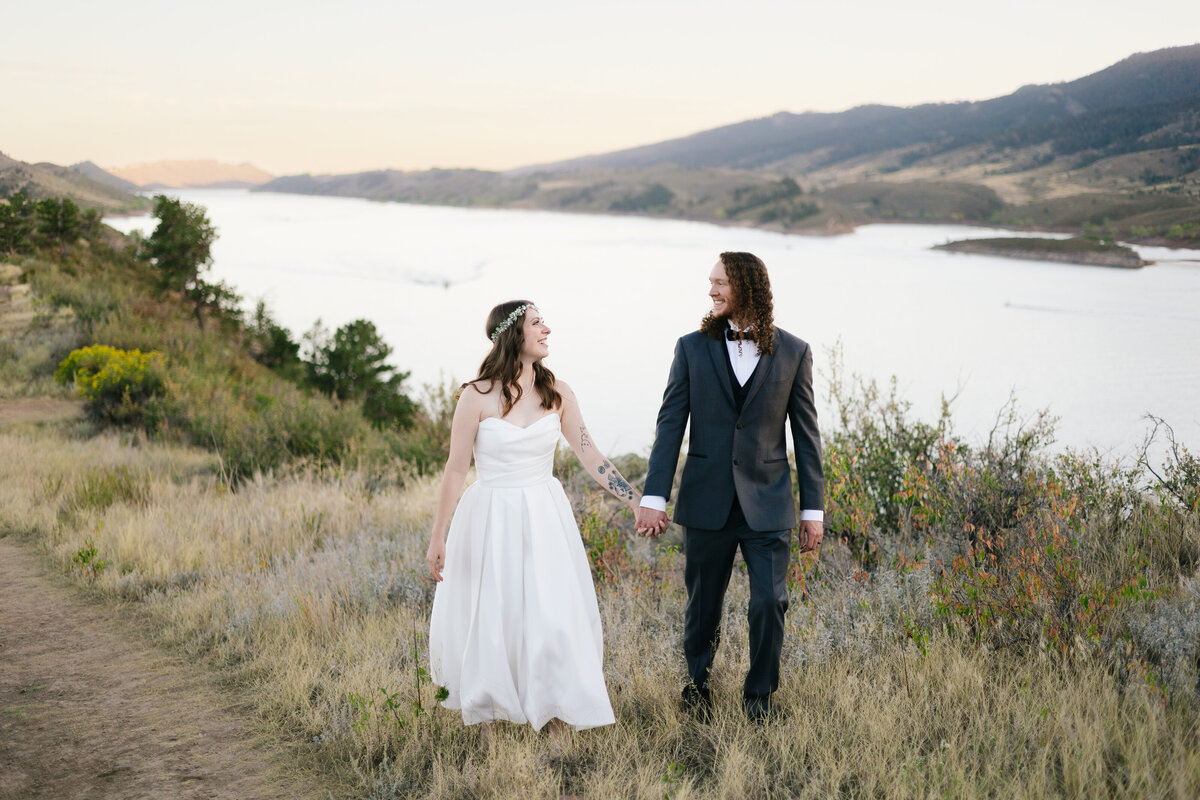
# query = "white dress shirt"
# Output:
<box><xmin>641</xmin><ymin>321</ymin><xmax>823</xmax><ymax>523</ymax></box>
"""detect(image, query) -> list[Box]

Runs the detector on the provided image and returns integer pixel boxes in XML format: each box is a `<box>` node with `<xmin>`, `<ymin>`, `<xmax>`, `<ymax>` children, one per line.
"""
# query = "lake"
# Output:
<box><xmin>106</xmin><ymin>190</ymin><xmax>1200</xmax><ymax>458</ymax></box>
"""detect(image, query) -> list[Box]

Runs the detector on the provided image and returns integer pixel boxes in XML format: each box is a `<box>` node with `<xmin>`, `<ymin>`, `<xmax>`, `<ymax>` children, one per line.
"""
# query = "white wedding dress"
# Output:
<box><xmin>428</xmin><ymin>412</ymin><xmax>616</xmax><ymax>731</ymax></box>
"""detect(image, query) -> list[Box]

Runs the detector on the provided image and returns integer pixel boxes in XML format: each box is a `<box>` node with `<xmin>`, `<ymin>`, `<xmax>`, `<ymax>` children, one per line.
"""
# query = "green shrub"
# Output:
<box><xmin>391</xmin><ymin>381</ymin><xmax>458</xmax><ymax>475</ymax></box>
<box><xmin>54</xmin><ymin>344</ymin><xmax>165</xmax><ymax>425</ymax></box>
<box><xmin>159</xmin><ymin>362</ymin><xmax>379</xmax><ymax>480</ymax></box>
<box><xmin>818</xmin><ymin>355</ymin><xmax>954</xmax><ymax>565</ymax></box>
<box><xmin>71</xmin><ymin>536</ymin><xmax>107</xmax><ymax>578</ymax></box>
<box><xmin>929</xmin><ymin>472</ymin><xmax>1157</xmax><ymax>655</ymax></box>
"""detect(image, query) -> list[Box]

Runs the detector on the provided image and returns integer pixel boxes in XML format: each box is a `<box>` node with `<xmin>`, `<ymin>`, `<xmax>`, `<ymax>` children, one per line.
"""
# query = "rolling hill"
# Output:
<box><xmin>69</xmin><ymin>161</ymin><xmax>141</xmax><ymax>193</ymax></box>
<box><xmin>255</xmin><ymin>43</ymin><xmax>1200</xmax><ymax>246</ymax></box>
<box><xmin>0</xmin><ymin>151</ymin><xmax>146</xmax><ymax>211</ymax></box>
<box><xmin>516</xmin><ymin>44</ymin><xmax>1200</xmax><ymax>178</ymax></box>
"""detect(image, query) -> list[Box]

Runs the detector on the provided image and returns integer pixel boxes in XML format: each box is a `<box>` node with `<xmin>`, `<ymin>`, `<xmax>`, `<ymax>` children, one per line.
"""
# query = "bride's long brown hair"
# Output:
<box><xmin>464</xmin><ymin>300</ymin><xmax>562</xmax><ymax>416</ymax></box>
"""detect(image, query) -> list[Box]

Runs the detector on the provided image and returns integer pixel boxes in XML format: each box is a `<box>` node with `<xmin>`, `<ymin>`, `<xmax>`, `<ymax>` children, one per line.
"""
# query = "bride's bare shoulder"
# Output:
<box><xmin>554</xmin><ymin>378</ymin><xmax>578</xmax><ymax>402</ymax></box>
<box><xmin>461</xmin><ymin>379</ymin><xmax>495</xmax><ymax>396</ymax></box>
<box><xmin>455</xmin><ymin>381</ymin><xmax>494</xmax><ymax>416</ymax></box>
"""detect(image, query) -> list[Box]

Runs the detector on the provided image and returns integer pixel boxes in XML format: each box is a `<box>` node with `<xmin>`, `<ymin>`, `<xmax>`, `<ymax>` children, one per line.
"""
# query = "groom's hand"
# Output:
<box><xmin>635</xmin><ymin>507</ymin><xmax>669</xmax><ymax>537</ymax></box>
<box><xmin>798</xmin><ymin>519</ymin><xmax>824</xmax><ymax>553</ymax></box>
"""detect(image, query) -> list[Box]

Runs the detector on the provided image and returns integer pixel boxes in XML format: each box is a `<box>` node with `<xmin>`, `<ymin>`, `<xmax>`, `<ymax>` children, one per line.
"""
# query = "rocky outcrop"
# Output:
<box><xmin>0</xmin><ymin>262</ymin><xmax>75</xmax><ymax>339</ymax></box>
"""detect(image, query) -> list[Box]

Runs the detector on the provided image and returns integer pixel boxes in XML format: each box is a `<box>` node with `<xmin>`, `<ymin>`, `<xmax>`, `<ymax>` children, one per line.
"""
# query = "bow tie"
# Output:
<box><xmin>726</xmin><ymin>329</ymin><xmax>754</xmax><ymax>342</ymax></box>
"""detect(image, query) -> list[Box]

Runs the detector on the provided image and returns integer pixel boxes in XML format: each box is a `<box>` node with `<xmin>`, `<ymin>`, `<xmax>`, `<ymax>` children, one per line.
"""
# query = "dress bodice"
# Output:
<box><xmin>473</xmin><ymin>412</ymin><xmax>560</xmax><ymax>488</ymax></box>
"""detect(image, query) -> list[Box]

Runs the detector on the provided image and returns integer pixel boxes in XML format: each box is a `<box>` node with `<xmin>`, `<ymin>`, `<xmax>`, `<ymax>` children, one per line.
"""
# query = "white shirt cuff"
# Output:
<box><xmin>642</xmin><ymin>496</ymin><xmax>820</xmax><ymax>521</ymax></box>
<box><xmin>640</xmin><ymin>495</ymin><xmax>667</xmax><ymax>511</ymax></box>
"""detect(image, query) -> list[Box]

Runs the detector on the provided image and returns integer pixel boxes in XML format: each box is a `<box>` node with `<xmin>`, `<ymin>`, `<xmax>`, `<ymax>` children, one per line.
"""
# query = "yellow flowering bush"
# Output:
<box><xmin>54</xmin><ymin>345</ymin><xmax>166</xmax><ymax>425</ymax></box>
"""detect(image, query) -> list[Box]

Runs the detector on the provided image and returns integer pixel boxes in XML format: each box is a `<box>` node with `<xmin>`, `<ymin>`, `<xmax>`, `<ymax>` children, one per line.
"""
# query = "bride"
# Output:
<box><xmin>426</xmin><ymin>300</ymin><xmax>639</xmax><ymax>735</ymax></box>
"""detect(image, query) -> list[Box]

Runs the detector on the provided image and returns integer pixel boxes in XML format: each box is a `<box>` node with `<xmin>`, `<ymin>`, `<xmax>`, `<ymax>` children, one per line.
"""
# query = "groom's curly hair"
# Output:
<box><xmin>464</xmin><ymin>300</ymin><xmax>562</xmax><ymax>415</ymax></box>
<box><xmin>699</xmin><ymin>251</ymin><xmax>776</xmax><ymax>354</ymax></box>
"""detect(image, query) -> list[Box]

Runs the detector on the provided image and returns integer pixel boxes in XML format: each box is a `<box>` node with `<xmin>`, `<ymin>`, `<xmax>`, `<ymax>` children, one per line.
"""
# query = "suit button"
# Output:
<box><xmin>733</xmin><ymin>458</ymin><xmax>741</xmax><ymax>466</ymax></box>
<box><xmin>736</xmin><ymin>423</ymin><xmax>743</xmax><ymax>430</ymax></box>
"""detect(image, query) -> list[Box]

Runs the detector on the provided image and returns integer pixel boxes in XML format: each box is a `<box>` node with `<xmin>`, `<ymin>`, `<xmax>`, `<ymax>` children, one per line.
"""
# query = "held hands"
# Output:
<box><xmin>426</xmin><ymin>536</ymin><xmax>446</xmax><ymax>581</ymax></box>
<box><xmin>798</xmin><ymin>519</ymin><xmax>824</xmax><ymax>553</ymax></box>
<box><xmin>635</xmin><ymin>507</ymin><xmax>669</xmax><ymax>537</ymax></box>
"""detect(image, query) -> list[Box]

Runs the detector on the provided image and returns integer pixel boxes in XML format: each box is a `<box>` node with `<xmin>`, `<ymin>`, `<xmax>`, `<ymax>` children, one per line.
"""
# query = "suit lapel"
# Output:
<box><xmin>740</xmin><ymin>339</ymin><xmax>777</xmax><ymax>413</ymax></box>
<box><xmin>705</xmin><ymin>335</ymin><xmax>736</xmax><ymax>408</ymax></box>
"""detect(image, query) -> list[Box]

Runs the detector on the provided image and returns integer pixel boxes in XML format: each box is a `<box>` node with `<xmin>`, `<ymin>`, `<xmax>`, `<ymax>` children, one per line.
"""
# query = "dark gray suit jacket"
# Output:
<box><xmin>644</xmin><ymin>326</ymin><xmax>824</xmax><ymax>532</ymax></box>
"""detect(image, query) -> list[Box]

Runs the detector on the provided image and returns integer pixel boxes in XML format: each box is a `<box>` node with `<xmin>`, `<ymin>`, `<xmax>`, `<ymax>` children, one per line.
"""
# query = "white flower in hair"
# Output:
<box><xmin>489</xmin><ymin>304</ymin><xmax>529</xmax><ymax>342</ymax></box>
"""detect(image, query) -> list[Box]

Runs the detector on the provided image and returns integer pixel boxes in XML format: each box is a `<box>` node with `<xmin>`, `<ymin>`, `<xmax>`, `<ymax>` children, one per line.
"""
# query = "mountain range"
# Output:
<box><xmin>104</xmin><ymin>160</ymin><xmax>274</xmax><ymax>190</ymax></box>
<box><xmin>515</xmin><ymin>44</ymin><xmax>1200</xmax><ymax>178</ymax></box>
<box><xmin>259</xmin><ymin>43</ymin><xmax>1200</xmax><ymax>244</ymax></box>
<box><xmin>4</xmin><ymin>44</ymin><xmax>1199</xmax><ymax>244</ymax></box>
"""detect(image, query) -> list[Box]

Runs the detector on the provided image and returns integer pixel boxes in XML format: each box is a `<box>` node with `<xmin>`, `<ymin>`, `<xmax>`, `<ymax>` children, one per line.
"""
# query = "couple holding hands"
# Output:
<box><xmin>425</xmin><ymin>251</ymin><xmax>824</xmax><ymax>736</ymax></box>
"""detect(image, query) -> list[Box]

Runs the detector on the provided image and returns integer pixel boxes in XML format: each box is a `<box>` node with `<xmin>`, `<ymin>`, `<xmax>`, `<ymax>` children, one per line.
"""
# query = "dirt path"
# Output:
<box><xmin>0</xmin><ymin>536</ymin><xmax>335</xmax><ymax>800</ymax></box>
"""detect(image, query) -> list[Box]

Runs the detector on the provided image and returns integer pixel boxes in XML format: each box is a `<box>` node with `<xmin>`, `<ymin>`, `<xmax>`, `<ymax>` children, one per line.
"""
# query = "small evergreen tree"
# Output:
<box><xmin>304</xmin><ymin>318</ymin><xmax>417</xmax><ymax>430</ymax></box>
<box><xmin>0</xmin><ymin>190</ymin><xmax>35</xmax><ymax>256</ymax></box>
<box><xmin>0</xmin><ymin>203</ymin><xmax>21</xmax><ymax>256</ymax></box>
<box><xmin>144</xmin><ymin>195</ymin><xmax>238</xmax><ymax>330</ymax></box>
<box><xmin>80</xmin><ymin>208</ymin><xmax>104</xmax><ymax>243</ymax></box>
<box><xmin>35</xmin><ymin>197</ymin><xmax>81</xmax><ymax>258</ymax></box>
<box><xmin>246</xmin><ymin>300</ymin><xmax>303</xmax><ymax>380</ymax></box>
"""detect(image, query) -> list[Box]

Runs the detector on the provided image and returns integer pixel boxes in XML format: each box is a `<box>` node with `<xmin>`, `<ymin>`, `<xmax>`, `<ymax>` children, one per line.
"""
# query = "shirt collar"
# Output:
<box><xmin>727</xmin><ymin>319</ymin><xmax>752</xmax><ymax>334</ymax></box>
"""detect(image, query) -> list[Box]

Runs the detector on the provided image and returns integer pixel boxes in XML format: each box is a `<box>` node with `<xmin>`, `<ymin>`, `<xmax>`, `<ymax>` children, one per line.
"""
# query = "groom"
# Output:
<box><xmin>636</xmin><ymin>251</ymin><xmax>824</xmax><ymax>722</ymax></box>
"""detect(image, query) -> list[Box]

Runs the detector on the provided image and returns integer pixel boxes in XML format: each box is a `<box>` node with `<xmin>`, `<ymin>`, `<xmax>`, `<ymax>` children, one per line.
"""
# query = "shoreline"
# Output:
<box><xmin>248</xmin><ymin>188</ymin><xmax>1200</xmax><ymax>253</ymax></box>
<box><xmin>106</xmin><ymin>187</ymin><xmax>1200</xmax><ymax>258</ymax></box>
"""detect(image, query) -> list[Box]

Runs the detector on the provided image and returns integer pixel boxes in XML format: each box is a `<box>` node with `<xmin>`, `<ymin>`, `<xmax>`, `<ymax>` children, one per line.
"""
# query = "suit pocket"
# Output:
<box><xmin>687</xmin><ymin>453</ymin><xmax>708</xmax><ymax>459</ymax></box>
<box><xmin>762</xmin><ymin>457</ymin><xmax>788</xmax><ymax>464</ymax></box>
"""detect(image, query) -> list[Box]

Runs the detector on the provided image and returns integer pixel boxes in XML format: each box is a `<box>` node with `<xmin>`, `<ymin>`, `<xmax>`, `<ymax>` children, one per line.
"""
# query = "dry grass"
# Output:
<box><xmin>2</xmin><ymin>424</ymin><xmax>1198</xmax><ymax>799</ymax></box>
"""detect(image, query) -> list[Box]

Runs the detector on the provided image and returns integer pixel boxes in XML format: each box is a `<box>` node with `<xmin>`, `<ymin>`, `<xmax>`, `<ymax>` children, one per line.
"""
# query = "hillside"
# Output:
<box><xmin>70</xmin><ymin>161</ymin><xmax>141</xmax><ymax>193</ymax></box>
<box><xmin>258</xmin><ymin>45</ymin><xmax>1200</xmax><ymax>246</ymax></box>
<box><xmin>0</xmin><ymin>151</ymin><xmax>147</xmax><ymax>211</ymax></box>
<box><xmin>518</xmin><ymin>44</ymin><xmax>1200</xmax><ymax>180</ymax></box>
<box><xmin>107</xmin><ymin>159</ymin><xmax>274</xmax><ymax>189</ymax></box>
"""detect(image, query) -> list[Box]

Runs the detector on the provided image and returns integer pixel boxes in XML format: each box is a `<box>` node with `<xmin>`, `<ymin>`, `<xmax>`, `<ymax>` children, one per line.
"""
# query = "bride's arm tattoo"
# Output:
<box><xmin>567</xmin><ymin>406</ymin><xmax>635</xmax><ymax>502</ymax></box>
<box><xmin>597</xmin><ymin>461</ymin><xmax>634</xmax><ymax>501</ymax></box>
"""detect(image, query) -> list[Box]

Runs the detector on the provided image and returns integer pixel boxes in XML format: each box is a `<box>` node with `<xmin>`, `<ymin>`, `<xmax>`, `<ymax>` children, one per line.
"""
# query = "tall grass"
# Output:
<box><xmin>6</xmin><ymin>233</ymin><xmax>1198</xmax><ymax>797</ymax></box>
<box><xmin>3</xmin><ymin>407</ymin><xmax>1197</xmax><ymax>798</ymax></box>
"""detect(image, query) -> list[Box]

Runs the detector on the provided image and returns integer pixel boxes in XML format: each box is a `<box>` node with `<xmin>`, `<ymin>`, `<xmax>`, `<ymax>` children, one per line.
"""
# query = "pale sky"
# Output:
<box><xmin>3</xmin><ymin>1</ymin><xmax>1198</xmax><ymax>176</ymax></box>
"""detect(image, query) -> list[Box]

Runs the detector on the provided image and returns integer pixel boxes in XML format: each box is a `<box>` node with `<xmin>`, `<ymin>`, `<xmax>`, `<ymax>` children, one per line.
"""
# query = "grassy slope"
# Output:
<box><xmin>1</xmin><ymin>225</ymin><xmax>444</xmax><ymax>482</ymax></box>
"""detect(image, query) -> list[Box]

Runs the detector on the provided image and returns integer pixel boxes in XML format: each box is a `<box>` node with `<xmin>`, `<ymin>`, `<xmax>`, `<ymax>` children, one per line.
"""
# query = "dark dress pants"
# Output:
<box><xmin>682</xmin><ymin>493</ymin><xmax>791</xmax><ymax>707</ymax></box>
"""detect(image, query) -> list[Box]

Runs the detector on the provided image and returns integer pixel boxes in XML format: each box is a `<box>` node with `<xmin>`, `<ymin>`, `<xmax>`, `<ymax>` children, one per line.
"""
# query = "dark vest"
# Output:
<box><xmin>723</xmin><ymin>343</ymin><xmax>758</xmax><ymax>411</ymax></box>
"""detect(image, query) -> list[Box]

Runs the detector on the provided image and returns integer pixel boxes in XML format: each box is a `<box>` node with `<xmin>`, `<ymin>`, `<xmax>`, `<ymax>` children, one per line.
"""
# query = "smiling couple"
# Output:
<box><xmin>424</xmin><ymin>251</ymin><xmax>825</xmax><ymax>740</ymax></box>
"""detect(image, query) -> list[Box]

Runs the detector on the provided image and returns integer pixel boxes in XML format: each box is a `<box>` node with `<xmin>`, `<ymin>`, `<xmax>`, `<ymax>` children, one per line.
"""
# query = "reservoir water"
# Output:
<box><xmin>106</xmin><ymin>190</ymin><xmax>1200</xmax><ymax>457</ymax></box>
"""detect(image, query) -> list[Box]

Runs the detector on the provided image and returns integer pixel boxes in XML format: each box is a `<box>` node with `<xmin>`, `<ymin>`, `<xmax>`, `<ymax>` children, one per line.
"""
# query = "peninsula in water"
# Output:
<box><xmin>932</xmin><ymin>237</ymin><xmax>1148</xmax><ymax>268</ymax></box>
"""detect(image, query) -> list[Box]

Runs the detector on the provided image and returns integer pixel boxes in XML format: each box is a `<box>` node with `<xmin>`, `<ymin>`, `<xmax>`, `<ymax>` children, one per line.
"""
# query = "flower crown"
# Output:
<box><xmin>489</xmin><ymin>304</ymin><xmax>529</xmax><ymax>342</ymax></box>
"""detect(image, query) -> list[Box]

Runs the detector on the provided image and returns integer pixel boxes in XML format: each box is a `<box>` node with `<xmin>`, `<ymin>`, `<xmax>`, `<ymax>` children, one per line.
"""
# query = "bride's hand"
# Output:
<box><xmin>426</xmin><ymin>536</ymin><xmax>446</xmax><ymax>582</ymax></box>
